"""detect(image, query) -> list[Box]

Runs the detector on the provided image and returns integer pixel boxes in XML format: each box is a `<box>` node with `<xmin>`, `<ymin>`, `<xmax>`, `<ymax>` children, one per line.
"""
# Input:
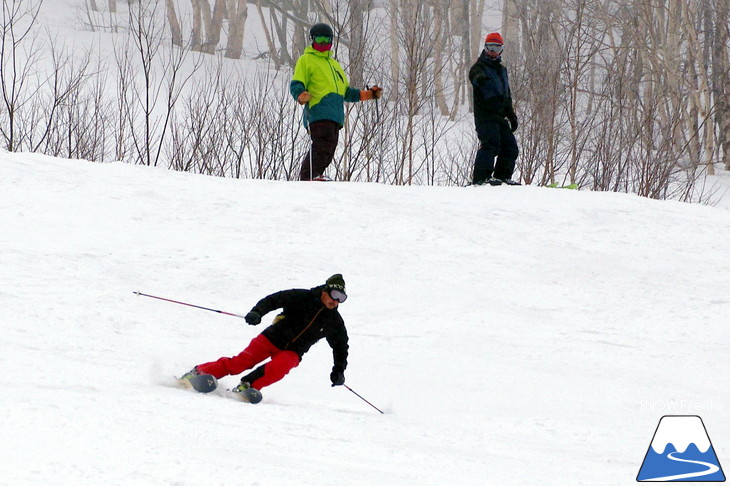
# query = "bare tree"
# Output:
<box><xmin>254</xmin><ymin>0</ymin><xmax>281</xmax><ymax>69</ymax></box>
<box><xmin>711</xmin><ymin>0</ymin><xmax>729</xmax><ymax>170</ymax></box>
<box><xmin>388</xmin><ymin>0</ymin><xmax>400</xmax><ymax>103</ymax></box>
<box><xmin>191</xmin><ymin>0</ymin><xmax>202</xmax><ymax>51</ymax></box>
<box><xmin>200</xmin><ymin>0</ymin><xmax>226</xmax><ymax>55</ymax></box>
<box><xmin>225</xmin><ymin>0</ymin><xmax>248</xmax><ymax>59</ymax></box>
<box><xmin>392</xmin><ymin>1</ymin><xmax>440</xmax><ymax>184</ymax></box>
<box><xmin>7</xmin><ymin>0</ymin><xmax>726</xmax><ymax>201</ymax></box>
<box><xmin>508</xmin><ymin>0</ymin><xmax>564</xmax><ymax>185</ymax></box>
<box><xmin>120</xmin><ymin>0</ymin><xmax>201</xmax><ymax>166</ymax></box>
<box><xmin>0</xmin><ymin>0</ymin><xmax>44</xmax><ymax>152</ymax></box>
<box><xmin>30</xmin><ymin>36</ymin><xmax>94</xmax><ymax>154</ymax></box>
<box><xmin>432</xmin><ymin>0</ymin><xmax>449</xmax><ymax>117</ymax></box>
<box><xmin>344</xmin><ymin>0</ymin><xmax>373</xmax><ymax>87</ymax></box>
<box><xmin>165</xmin><ymin>0</ymin><xmax>182</xmax><ymax>47</ymax></box>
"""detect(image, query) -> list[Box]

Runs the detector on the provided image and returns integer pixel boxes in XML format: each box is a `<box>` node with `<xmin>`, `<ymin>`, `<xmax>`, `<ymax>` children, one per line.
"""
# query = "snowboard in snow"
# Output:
<box><xmin>177</xmin><ymin>373</ymin><xmax>218</xmax><ymax>393</ymax></box>
<box><xmin>546</xmin><ymin>182</ymin><xmax>578</xmax><ymax>189</ymax></box>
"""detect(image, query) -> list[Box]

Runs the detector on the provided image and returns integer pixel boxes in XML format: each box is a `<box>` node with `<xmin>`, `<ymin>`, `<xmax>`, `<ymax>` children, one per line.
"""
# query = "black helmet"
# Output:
<box><xmin>310</xmin><ymin>23</ymin><xmax>333</xmax><ymax>40</ymax></box>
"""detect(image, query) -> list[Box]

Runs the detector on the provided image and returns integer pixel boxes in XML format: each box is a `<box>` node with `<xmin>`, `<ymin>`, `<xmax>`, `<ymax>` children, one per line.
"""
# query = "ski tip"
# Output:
<box><xmin>246</xmin><ymin>388</ymin><xmax>263</xmax><ymax>404</ymax></box>
<box><xmin>229</xmin><ymin>387</ymin><xmax>263</xmax><ymax>404</ymax></box>
<box><xmin>177</xmin><ymin>374</ymin><xmax>218</xmax><ymax>393</ymax></box>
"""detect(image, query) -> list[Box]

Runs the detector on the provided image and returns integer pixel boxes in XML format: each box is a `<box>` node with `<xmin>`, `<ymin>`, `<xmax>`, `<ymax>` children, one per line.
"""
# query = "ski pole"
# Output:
<box><xmin>304</xmin><ymin>105</ymin><xmax>313</xmax><ymax>181</ymax></box>
<box><xmin>343</xmin><ymin>384</ymin><xmax>384</xmax><ymax>414</ymax></box>
<box><xmin>366</xmin><ymin>84</ymin><xmax>381</xmax><ymax>124</ymax></box>
<box><xmin>374</xmin><ymin>90</ymin><xmax>380</xmax><ymax>125</ymax></box>
<box><xmin>133</xmin><ymin>291</ymin><xmax>245</xmax><ymax>319</ymax></box>
<box><xmin>369</xmin><ymin>83</ymin><xmax>383</xmax><ymax>180</ymax></box>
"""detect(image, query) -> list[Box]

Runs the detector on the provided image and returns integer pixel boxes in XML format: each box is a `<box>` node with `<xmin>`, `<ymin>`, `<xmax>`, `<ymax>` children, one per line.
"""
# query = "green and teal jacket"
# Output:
<box><xmin>290</xmin><ymin>46</ymin><xmax>362</xmax><ymax>128</ymax></box>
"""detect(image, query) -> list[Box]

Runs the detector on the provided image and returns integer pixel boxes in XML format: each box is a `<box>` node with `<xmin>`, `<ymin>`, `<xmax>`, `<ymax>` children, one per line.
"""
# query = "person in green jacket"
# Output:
<box><xmin>290</xmin><ymin>23</ymin><xmax>382</xmax><ymax>181</ymax></box>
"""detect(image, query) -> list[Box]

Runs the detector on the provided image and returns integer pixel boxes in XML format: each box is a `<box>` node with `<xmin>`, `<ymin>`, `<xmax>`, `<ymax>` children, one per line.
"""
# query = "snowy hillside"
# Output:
<box><xmin>1</xmin><ymin>151</ymin><xmax>728</xmax><ymax>485</ymax></box>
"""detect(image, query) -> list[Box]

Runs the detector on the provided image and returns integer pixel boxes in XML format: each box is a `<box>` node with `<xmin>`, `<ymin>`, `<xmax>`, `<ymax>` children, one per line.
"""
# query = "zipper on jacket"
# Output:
<box><xmin>326</xmin><ymin>58</ymin><xmax>342</xmax><ymax>93</ymax></box>
<box><xmin>287</xmin><ymin>307</ymin><xmax>324</xmax><ymax>348</ymax></box>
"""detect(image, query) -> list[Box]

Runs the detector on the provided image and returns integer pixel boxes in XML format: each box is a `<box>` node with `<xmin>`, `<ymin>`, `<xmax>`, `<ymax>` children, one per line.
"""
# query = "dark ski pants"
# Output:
<box><xmin>197</xmin><ymin>334</ymin><xmax>300</xmax><ymax>390</ymax></box>
<box><xmin>473</xmin><ymin>119</ymin><xmax>519</xmax><ymax>183</ymax></box>
<box><xmin>299</xmin><ymin>120</ymin><xmax>340</xmax><ymax>181</ymax></box>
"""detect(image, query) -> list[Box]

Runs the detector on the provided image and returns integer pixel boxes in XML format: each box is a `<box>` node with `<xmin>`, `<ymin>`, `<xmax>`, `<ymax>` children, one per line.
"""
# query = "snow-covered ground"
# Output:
<box><xmin>1</xmin><ymin>151</ymin><xmax>728</xmax><ymax>485</ymax></box>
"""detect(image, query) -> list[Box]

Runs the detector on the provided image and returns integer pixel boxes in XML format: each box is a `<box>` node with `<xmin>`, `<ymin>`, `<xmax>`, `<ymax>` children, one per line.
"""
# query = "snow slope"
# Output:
<box><xmin>1</xmin><ymin>151</ymin><xmax>729</xmax><ymax>485</ymax></box>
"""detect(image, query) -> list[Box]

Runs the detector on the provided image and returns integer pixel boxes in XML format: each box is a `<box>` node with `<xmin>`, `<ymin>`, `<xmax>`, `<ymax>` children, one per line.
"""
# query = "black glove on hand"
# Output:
<box><xmin>244</xmin><ymin>311</ymin><xmax>261</xmax><ymax>325</ymax></box>
<box><xmin>330</xmin><ymin>370</ymin><xmax>345</xmax><ymax>387</ymax></box>
<box><xmin>507</xmin><ymin>115</ymin><xmax>519</xmax><ymax>132</ymax></box>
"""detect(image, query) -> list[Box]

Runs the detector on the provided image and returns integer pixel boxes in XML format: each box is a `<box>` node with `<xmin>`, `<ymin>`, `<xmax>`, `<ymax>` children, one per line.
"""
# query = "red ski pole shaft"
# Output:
<box><xmin>133</xmin><ymin>291</ymin><xmax>245</xmax><ymax>319</ymax></box>
<box><xmin>344</xmin><ymin>384</ymin><xmax>384</xmax><ymax>414</ymax></box>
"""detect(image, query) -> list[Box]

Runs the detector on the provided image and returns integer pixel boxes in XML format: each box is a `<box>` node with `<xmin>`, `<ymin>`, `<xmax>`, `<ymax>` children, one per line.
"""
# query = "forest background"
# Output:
<box><xmin>2</xmin><ymin>0</ymin><xmax>729</xmax><ymax>203</ymax></box>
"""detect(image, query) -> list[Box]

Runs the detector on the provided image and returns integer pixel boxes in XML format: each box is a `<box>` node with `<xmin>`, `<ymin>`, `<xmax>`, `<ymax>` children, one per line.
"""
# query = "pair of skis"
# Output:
<box><xmin>176</xmin><ymin>374</ymin><xmax>262</xmax><ymax>404</ymax></box>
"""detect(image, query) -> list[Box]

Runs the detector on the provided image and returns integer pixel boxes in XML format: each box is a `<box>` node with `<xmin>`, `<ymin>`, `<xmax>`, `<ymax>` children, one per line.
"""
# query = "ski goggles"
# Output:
<box><xmin>484</xmin><ymin>43</ymin><xmax>503</xmax><ymax>54</ymax></box>
<box><xmin>314</xmin><ymin>36</ymin><xmax>332</xmax><ymax>45</ymax></box>
<box><xmin>328</xmin><ymin>288</ymin><xmax>347</xmax><ymax>303</ymax></box>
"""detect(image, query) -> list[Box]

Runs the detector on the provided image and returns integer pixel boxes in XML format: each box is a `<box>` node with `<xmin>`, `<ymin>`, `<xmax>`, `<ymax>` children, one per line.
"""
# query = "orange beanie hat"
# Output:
<box><xmin>485</xmin><ymin>32</ymin><xmax>504</xmax><ymax>45</ymax></box>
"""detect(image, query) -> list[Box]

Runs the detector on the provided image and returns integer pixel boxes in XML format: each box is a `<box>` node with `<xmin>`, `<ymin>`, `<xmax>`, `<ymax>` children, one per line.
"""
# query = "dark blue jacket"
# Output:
<box><xmin>469</xmin><ymin>51</ymin><xmax>516</xmax><ymax>128</ymax></box>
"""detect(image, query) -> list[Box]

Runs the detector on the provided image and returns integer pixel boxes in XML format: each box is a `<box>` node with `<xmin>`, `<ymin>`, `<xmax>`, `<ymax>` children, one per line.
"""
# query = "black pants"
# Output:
<box><xmin>300</xmin><ymin>120</ymin><xmax>340</xmax><ymax>181</ymax></box>
<box><xmin>473</xmin><ymin>119</ymin><xmax>519</xmax><ymax>183</ymax></box>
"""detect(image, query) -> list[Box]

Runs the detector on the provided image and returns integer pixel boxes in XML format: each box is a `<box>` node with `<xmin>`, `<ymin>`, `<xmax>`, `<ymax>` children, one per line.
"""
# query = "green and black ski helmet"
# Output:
<box><xmin>310</xmin><ymin>23</ymin><xmax>334</xmax><ymax>40</ymax></box>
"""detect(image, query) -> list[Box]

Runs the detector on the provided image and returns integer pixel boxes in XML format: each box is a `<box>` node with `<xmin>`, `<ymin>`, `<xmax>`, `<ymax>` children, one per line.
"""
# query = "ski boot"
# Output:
<box><xmin>231</xmin><ymin>381</ymin><xmax>263</xmax><ymax>404</ymax></box>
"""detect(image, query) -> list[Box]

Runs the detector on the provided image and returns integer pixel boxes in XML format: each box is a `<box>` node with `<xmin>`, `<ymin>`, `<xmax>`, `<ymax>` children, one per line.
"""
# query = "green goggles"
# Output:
<box><xmin>314</xmin><ymin>36</ymin><xmax>332</xmax><ymax>44</ymax></box>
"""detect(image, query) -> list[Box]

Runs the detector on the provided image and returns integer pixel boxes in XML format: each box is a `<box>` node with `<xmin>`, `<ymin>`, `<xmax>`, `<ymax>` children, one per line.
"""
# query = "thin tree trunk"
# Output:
<box><xmin>166</xmin><ymin>0</ymin><xmax>183</xmax><ymax>47</ymax></box>
<box><xmin>433</xmin><ymin>0</ymin><xmax>449</xmax><ymax>116</ymax></box>
<box><xmin>714</xmin><ymin>0</ymin><xmax>730</xmax><ymax>170</ymax></box>
<box><xmin>348</xmin><ymin>1</ymin><xmax>371</xmax><ymax>88</ymax></box>
<box><xmin>389</xmin><ymin>0</ymin><xmax>400</xmax><ymax>103</ymax></box>
<box><xmin>682</xmin><ymin>0</ymin><xmax>714</xmax><ymax>174</ymax></box>
<box><xmin>225</xmin><ymin>0</ymin><xmax>247</xmax><ymax>59</ymax></box>
<box><xmin>724</xmin><ymin>78</ymin><xmax>730</xmax><ymax>170</ymax></box>
<box><xmin>255</xmin><ymin>0</ymin><xmax>280</xmax><ymax>69</ymax></box>
<box><xmin>191</xmin><ymin>0</ymin><xmax>202</xmax><ymax>51</ymax></box>
<box><xmin>461</xmin><ymin>0</ymin><xmax>471</xmax><ymax>82</ymax></box>
<box><xmin>201</xmin><ymin>0</ymin><xmax>226</xmax><ymax>55</ymax></box>
<box><xmin>470</xmin><ymin>0</ymin><xmax>483</xmax><ymax>56</ymax></box>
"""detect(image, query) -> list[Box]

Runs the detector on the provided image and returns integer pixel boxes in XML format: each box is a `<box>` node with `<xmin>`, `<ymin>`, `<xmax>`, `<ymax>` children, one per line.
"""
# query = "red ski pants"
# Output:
<box><xmin>196</xmin><ymin>334</ymin><xmax>300</xmax><ymax>390</ymax></box>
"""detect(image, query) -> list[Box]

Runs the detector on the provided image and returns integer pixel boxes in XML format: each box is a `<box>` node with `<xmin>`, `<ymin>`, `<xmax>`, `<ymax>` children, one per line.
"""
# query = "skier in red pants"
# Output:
<box><xmin>180</xmin><ymin>274</ymin><xmax>349</xmax><ymax>398</ymax></box>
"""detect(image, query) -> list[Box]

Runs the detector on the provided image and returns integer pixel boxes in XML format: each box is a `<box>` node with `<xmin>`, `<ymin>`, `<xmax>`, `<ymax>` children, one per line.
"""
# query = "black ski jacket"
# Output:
<box><xmin>469</xmin><ymin>51</ymin><xmax>516</xmax><ymax>128</ymax></box>
<box><xmin>250</xmin><ymin>286</ymin><xmax>349</xmax><ymax>374</ymax></box>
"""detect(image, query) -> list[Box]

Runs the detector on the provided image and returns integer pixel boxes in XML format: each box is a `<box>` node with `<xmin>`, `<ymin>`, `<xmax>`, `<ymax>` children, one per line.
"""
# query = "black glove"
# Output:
<box><xmin>330</xmin><ymin>370</ymin><xmax>345</xmax><ymax>387</ymax></box>
<box><xmin>244</xmin><ymin>311</ymin><xmax>261</xmax><ymax>325</ymax></box>
<box><xmin>507</xmin><ymin>115</ymin><xmax>519</xmax><ymax>132</ymax></box>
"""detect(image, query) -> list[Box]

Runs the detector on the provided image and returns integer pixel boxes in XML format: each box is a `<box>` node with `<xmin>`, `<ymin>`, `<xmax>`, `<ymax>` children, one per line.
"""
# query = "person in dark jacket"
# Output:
<box><xmin>290</xmin><ymin>23</ymin><xmax>382</xmax><ymax>181</ymax></box>
<box><xmin>181</xmin><ymin>274</ymin><xmax>349</xmax><ymax>396</ymax></box>
<box><xmin>469</xmin><ymin>32</ymin><xmax>520</xmax><ymax>186</ymax></box>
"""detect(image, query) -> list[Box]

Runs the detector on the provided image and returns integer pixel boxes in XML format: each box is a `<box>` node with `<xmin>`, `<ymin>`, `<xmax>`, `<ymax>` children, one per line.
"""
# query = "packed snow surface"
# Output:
<box><xmin>1</xmin><ymin>152</ymin><xmax>729</xmax><ymax>485</ymax></box>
